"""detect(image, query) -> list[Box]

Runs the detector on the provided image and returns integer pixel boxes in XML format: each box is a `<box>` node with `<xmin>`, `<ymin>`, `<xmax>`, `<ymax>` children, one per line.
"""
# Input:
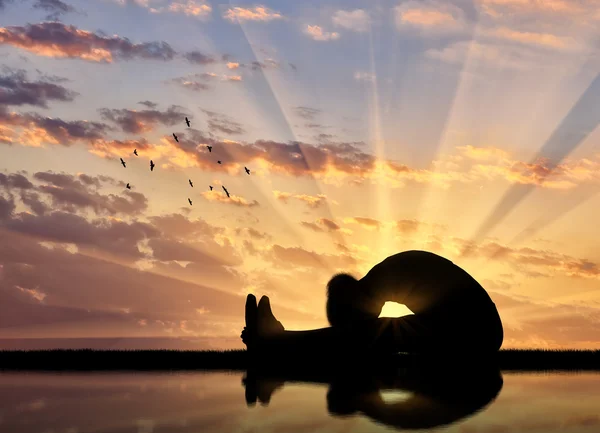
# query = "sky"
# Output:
<box><xmin>1</xmin><ymin>0</ymin><xmax>600</xmax><ymax>350</ymax></box>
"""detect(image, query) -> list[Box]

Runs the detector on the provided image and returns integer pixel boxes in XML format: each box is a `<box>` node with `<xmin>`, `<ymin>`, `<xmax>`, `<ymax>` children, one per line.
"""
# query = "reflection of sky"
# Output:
<box><xmin>0</xmin><ymin>372</ymin><xmax>599</xmax><ymax>433</ymax></box>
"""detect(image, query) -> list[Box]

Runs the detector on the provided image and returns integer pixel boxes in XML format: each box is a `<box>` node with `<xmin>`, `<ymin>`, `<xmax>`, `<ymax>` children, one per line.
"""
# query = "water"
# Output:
<box><xmin>0</xmin><ymin>371</ymin><xmax>599</xmax><ymax>433</ymax></box>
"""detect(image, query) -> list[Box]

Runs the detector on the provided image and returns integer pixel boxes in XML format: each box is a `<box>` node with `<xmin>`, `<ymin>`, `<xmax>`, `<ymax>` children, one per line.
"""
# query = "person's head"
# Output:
<box><xmin>326</xmin><ymin>273</ymin><xmax>380</xmax><ymax>327</ymax></box>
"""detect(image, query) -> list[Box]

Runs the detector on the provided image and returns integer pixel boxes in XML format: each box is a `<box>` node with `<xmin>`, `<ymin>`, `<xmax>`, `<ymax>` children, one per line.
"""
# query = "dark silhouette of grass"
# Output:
<box><xmin>0</xmin><ymin>349</ymin><xmax>599</xmax><ymax>372</ymax></box>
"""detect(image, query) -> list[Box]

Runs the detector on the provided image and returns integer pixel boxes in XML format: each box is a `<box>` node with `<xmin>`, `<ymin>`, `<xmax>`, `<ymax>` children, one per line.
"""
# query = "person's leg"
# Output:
<box><xmin>242</xmin><ymin>294</ymin><xmax>431</xmax><ymax>355</ymax></box>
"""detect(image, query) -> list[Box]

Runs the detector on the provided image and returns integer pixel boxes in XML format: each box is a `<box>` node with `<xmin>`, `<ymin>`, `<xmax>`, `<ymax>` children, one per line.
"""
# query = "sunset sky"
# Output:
<box><xmin>1</xmin><ymin>0</ymin><xmax>600</xmax><ymax>350</ymax></box>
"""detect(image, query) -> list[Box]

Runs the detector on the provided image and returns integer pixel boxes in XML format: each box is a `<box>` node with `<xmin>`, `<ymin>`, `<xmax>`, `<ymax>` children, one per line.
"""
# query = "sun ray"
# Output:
<box><xmin>223</xmin><ymin>1</ymin><xmax>349</xmax><ymax>255</ymax></box>
<box><xmin>469</xmin><ymin>71</ymin><xmax>600</xmax><ymax>248</ymax></box>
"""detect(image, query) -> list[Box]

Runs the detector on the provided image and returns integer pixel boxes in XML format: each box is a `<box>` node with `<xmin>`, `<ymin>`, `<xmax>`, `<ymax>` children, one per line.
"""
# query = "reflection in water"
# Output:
<box><xmin>0</xmin><ymin>370</ymin><xmax>600</xmax><ymax>432</ymax></box>
<box><xmin>243</xmin><ymin>363</ymin><xmax>503</xmax><ymax>430</ymax></box>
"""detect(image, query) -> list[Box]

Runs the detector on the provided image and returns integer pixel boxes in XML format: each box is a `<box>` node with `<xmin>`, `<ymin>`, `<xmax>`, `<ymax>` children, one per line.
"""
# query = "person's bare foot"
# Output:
<box><xmin>257</xmin><ymin>296</ymin><xmax>284</xmax><ymax>337</ymax></box>
<box><xmin>241</xmin><ymin>294</ymin><xmax>258</xmax><ymax>350</ymax></box>
<box><xmin>241</xmin><ymin>294</ymin><xmax>284</xmax><ymax>352</ymax></box>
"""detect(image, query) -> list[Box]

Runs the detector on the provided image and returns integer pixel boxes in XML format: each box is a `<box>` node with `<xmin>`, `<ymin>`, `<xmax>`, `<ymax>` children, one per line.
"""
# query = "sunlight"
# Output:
<box><xmin>367</xmin><ymin>28</ymin><xmax>392</xmax><ymax>256</ymax></box>
<box><xmin>225</xmin><ymin>2</ymin><xmax>348</xmax><ymax>255</ymax></box>
<box><xmin>378</xmin><ymin>301</ymin><xmax>414</xmax><ymax>318</ymax></box>
<box><xmin>380</xmin><ymin>390</ymin><xmax>414</xmax><ymax>404</ymax></box>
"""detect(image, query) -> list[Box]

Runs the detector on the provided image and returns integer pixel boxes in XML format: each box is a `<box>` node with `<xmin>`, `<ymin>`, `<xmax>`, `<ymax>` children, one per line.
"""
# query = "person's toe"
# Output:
<box><xmin>245</xmin><ymin>294</ymin><xmax>258</xmax><ymax>330</ymax></box>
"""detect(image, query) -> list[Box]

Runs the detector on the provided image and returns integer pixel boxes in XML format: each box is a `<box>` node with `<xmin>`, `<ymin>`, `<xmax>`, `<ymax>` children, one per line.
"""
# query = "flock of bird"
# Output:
<box><xmin>119</xmin><ymin>116</ymin><xmax>251</xmax><ymax>205</ymax></box>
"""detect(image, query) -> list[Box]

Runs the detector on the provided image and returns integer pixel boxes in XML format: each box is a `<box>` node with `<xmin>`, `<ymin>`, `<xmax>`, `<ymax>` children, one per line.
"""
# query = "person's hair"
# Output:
<box><xmin>326</xmin><ymin>273</ymin><xmax>377</xmax><ymax>327</ymax></box>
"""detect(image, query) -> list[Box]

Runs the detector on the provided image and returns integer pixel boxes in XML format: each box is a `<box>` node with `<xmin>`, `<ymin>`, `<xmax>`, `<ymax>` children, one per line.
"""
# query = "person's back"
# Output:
<box><xmin>359</xmin><ymin>251</ymin><xmax>503</xmax><ymax>353</ymax></box>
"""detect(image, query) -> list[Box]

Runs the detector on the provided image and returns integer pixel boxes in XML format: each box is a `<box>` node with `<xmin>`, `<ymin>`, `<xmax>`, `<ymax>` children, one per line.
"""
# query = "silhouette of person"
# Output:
<box><xmin>242</xmin><ymin>362</ymin><xmax>503</xmax><ymax>430</ymax></box>
<box><xmin>242</xmin><ymin>250</ymin><xmax>503</xmax><ymax>356</ymax></box>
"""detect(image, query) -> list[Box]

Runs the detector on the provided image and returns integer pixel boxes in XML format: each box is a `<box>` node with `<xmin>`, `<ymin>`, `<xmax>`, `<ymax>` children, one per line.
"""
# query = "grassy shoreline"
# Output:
<box><xmin>0</xmin><ymin>349</ymin><xmax>599</xmax><ymax>372</ymax></box>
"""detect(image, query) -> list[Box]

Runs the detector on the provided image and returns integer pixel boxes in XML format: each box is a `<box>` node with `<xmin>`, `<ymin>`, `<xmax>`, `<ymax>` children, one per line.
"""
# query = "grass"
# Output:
<box><xmin>0</xmin><ymin>349</ymin><xmax>599</xmax><ymax>372</ymax></box>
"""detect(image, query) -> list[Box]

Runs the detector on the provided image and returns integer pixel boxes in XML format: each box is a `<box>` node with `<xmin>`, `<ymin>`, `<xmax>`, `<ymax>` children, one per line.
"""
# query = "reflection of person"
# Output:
<box><xmin>242</xmin><ymin>364</ymin><xmax>503</xmax><ymax>430</ymax></box>
<box><xmin>242</xmin><ymin>251</ymin><xmax>503</xmax><ymax>356</ymax></box>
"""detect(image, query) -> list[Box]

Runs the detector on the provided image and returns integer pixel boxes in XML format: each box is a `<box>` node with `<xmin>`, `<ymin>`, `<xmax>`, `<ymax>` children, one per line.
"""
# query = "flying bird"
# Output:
<box><xmin>222</xmin><ymin>185</ymin><xmax>230</xmax><ymax>198</ymax></box>
<box><xmin>207</xmin><ymin>145</ymin><xmax>212</xmax><ymax>152</ymax></box>
<box><xmin>185</xmin><ymin>117</ymin><xmax>191</xmax><ymax>127</ymax></box>
<box><xmin>209</xmin><ymin>185</ymin><xmax>213</xmax><ymax>191</ymax></box>
<box><xmin>133</xmin><ymin>149</ymin><xmax>138</xmax><ymax>156</ymax></box>
<box><xmin>188</xmin><ymin>198</ymin><xmax>193</xmax><ymax>205</ymax></box>
<box><xmin>120</xmin><ymin>158</ymin><xmax>126</xmax><ymax>168</ymax></box>
<box><xmin>189</xmin><ymin>179</ymin><xmax>194</xmax><ymax>187</ymax></box>
<box><xmin>173</xmin><ymin>133</ymin><xmax>179</xmax><ymax>143</ymax></box>
<box><xmin>150</xmin><ymin>160</ymin><xmax>155</xmax><ymax>171</ymax></box>
<box><xmin>245</xmin><ymin>167</ymin><xmax>250</xmax><ymax>175</ymax></box>
<box><xmin>126</xmin><ymin>183</ymin><xmax>131</xmax><ymax>190</ymax></box>
<box><xmin>217</xmin><ymin>160</ymin><xmax>222</xmax><ymax>164</ymax></box>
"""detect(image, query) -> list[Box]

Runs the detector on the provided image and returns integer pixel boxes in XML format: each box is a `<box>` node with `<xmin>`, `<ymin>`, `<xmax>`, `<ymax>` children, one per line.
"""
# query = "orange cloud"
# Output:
<box><xmin>166</xmin><ymin>0</ymin><xmax>211</xmax><ymax>17</ymax></box>
<box><xmin>343</xmin><ymin>217</ymin><xmax>382</xmax><ymax>230</ymax></box>
<box><xmin>273</xmin><ymin>190</ymin><xmax>331</xmax><ymax>208</ymax></box>
<box><xmin>395</xmin><ymin>0</ymin><xmax>468</xmax><ymax>34</ymax></box>
<box><xmin>201</xmin><ymin>190</ymin><xmax>259</xmax><ymax>207</ymax></box>
<box><xmin>0</xmin><ymin>124</ymin><xmax>13</xmax><ymax>144</ymax></box>
<box><xmin>301</xmin><ymin>218</ymin><xmax>351</xmax><ymax>234</ymax></box>
<box><xmin>489</xmin><ymin>27</ymin><xmax>575</xmax><ymax>50</ymax></box>
<box><xmin>478</xmin><ymin>0</ymin><xmax>589</xmax><ymax>17</ymax></box>
<box><xmin>304</xmin><ymin>25</ymin><xmax>340</xmax><ymax>41</ymax></box>
<box><xmin>264</xmin><ymin>244</ymin><xmax>358</xmax><ymax>272</ymax></box>
<box><xmin>456</xmin><ymin>145</ymin><xmax>511</xmax><ymax>161</ymax></box>
<box><xmin>400</xmin><ymin>9</ymin><xmax>456</xmax><ymax>26</ymax></box>
<box><xmin>226</xmin><ymin>62</ymin><xmax>240</xmax><ymax>69</ymax></box>
<box><xmin>223</xmin><ymin>6</ymin><xmax>283</xmax><ymax>22</ymax></box>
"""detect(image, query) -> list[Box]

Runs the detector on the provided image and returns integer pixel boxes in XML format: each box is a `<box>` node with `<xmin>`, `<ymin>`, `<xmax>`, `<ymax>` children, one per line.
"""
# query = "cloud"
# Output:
<box><xmin>201</xmin><ymin>109</ymin><xmax>246</xmax><ymax>135</ymax></box>
<box><xmin>395</xmin><ymin>0</ymin><xmax>469</xmax><ymax>35</ymax></box>
<box><xmin>201</xmin><ymin>190</ymin><xmax>259</xmax><ymax>207</ymax></box>
<box><xmin>487</xmin><ymin>26</ymin><xmax>578</xmax><ymax>50</ymax></box>
<box><xmin>30</xmin><ymin>171</ymin><xmax>148</xmax><ymax>216</ymax></box>
<box><xmin>456</xmin><ymin>145</ymin><xmax>510</xmax><ymax>161</ymax></box>
<box><xmin>137</xmin><ymin>100</ymin><xmax>157</xmax><ymax>108</ymax></box>
<box><xmin>0</xmin><ymin>108</ymin><xmax>111</xmax><ymax>146</ymax></box>
<box><xmin>263</xmin><ymin>244</ymin><xmax>358</xmax><ymax>271</ymax></box>
<box><xmin>332</xmin><ymin>9</ymin><xmax>370</xmax><ymax>32</ymax></box>
<box><xmin>343</xmin><ymin>217</ymin><xmax>381</xmax><ymax>230</ymax></box>
<box><xmin>32</xmin><ymin>0</ymin><xmax>77</xmax><ymax>20</ymax></box>
<box><xmin>223</xmin><ymin>5</ymin><xmax>284</xmax><ymax>22</ymax></box>
<box><xmin>455</xmin><ymin>237</ymin><xmax>600</xmax><ymax>280</ymax></box>
<box><xmin>0</xmin><ymin>22</ymin><xmax>176</xmax><ymax>63</ymax></box>
<box><xmin>294</xmin><ymin>106</ymin><xmax>321</xmax><ymax>121</ymax></box>
<box><xmin>395</xmin><ymin>219</ymin><xmax>423</xmax><ymax>234</ymax></box>
<box><xmin>248</xmin><ymin>58</ymin><xmax>281</xmax><ymax>70</ymax></box>
<box><xmin>425</xmin><ymin>40</ymin><xmax>560</xmax><ymax>71</ymax></box>
<box><xmin>0</xmin><ymin>0</ymin><xmax>13</xmax><ymax>10</ymax></box>
<box><xmin>168</xmin><ymin>72</ymin><xmax>241</xmax><ymax>91</ymax></box>
<box><xmin>0</xmin><ymin>222</ymin><xmax>254</xmax><ymax>337</ymax></box>
<box><xmin>354</xmin><ymin>71</ymin><xmax>376</xmax><ymax>82</ymax></box>
<box><xmin>226</xmin><ymin>62</ymin><xmax>240</xmax><ymax>69</ymax></box>
<box><xmin>182</xmin><ymin>50</ymin><xmax>217</xmax><ymax>65</ymax></box>
<box><xmin>98</xmin><ymin>105</ymin><xmax>186</xmax><ymax>134</ymax></box>
<box><xmin>304</xmin><ymin>25</ymin><xmax>340</xmax><ymax>41</ymax></box>
<box><xmin>150</xmin><ymin>0</ymin><xmax>212</xmax><ymax>19</ymax></box>
<box><xmin>273</xmin><ymin>190</ymin><xmax>331</xmax><ymax>208</ymax></box>
<box><xmin>0</xmin><ymin>68</ymin><xmax>78</xmax><ymax>108</ymax></box>
<box><xmin>168</xmin><ymin>76</ymin><xmax>211</xmax><ymax>92</ymax></box>
<box><xmin>477</xmin><ymin>0</ymin><xmax>595</xmax><ymax>20</ymax></box>
<box><xmin>0</xmin><ymin>171</ymin><xmax>335</xmax><ymax>339</ymax></box>
<box><xmin>301</xmin><ymin>218</ymin><xmax>342</xmax><ymax>232</ymax></box>
<box><xmin>488</xmin><ymin>290</ymin><xmax>600</xmax><ymax>349</ymax></box>
<box><xmin>234</xmin><ymin>226</ymin><xmax>271</xmax><ymax>240</ymax></box>
<box><xmin>1</xmin><ymin>170</ymin><xmax>138</xmax><ymax>220</ymax></box>
<box><xmin>88</xmin><ymin>138</ymin><xmax>152</xmax><ymax>159</ymax></box>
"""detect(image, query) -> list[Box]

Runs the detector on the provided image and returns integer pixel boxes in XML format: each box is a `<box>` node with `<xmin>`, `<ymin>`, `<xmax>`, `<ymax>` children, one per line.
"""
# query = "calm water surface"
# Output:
<box><xmin>0</xmin><ymin>370</ymin><xmax>599</xmax><ymax>433</ymax></box>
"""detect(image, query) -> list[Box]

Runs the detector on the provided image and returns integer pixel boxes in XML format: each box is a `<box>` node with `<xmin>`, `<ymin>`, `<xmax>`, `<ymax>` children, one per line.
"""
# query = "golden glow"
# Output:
<box><xmin>379</xmin><ymin>302</ymin><xmax>414</xmax><ymax>318</ymax></box>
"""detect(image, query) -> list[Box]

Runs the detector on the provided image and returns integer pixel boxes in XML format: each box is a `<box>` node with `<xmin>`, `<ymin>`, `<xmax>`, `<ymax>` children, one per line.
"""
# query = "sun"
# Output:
<box><xmin>379</xmin><ymin>301</ymin><xmax>414</xmax><ymax>318</ymax></box>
